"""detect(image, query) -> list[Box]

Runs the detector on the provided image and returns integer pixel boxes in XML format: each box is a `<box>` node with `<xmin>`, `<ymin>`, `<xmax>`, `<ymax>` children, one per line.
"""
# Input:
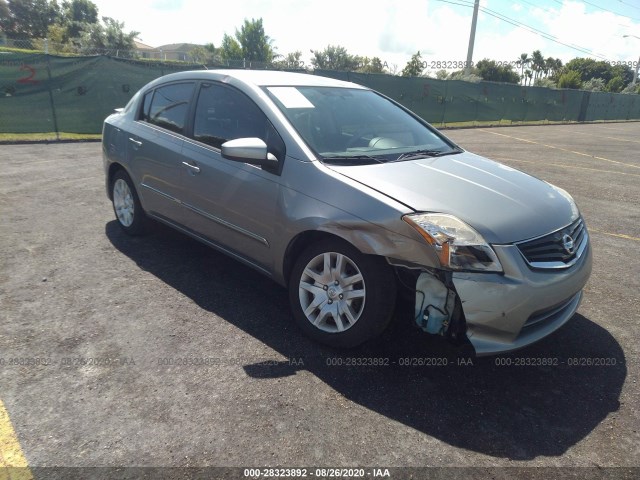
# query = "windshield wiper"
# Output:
<box><xmin>321</xmin><ymin>154</ymin><xmax>386</xmax><ymax>165</ymax></box>
<box><xmin>392</xmin><ymin>148</ymin><xmax>462</xmax><ymax>162</ymax></box>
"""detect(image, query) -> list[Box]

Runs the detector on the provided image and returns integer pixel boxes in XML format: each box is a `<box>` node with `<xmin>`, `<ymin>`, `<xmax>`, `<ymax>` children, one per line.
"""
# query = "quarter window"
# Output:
<box><xmin>143</xmin><ymin>83</ymin><xmax>194</xmax><ymax>134</ymax></box>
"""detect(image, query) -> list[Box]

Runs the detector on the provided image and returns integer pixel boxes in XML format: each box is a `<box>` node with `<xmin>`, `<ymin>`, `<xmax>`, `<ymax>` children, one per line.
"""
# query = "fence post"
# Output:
<box><xmin>577</xmin><ymin>91</ymin><xmax>590</xmax><ymax>122</ymax></box>
<box><xmin>44</xmin><ymin>54</ymin><xmax>60</xmax><ymax>141</ymax></box>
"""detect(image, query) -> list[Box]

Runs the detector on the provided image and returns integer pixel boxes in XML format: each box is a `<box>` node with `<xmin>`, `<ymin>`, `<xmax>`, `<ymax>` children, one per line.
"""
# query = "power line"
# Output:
<box><xmin>434</xmin><ymin>0</ymin><xmax>610</xmax><ymax>59</ymax></box>
<box><xmin>618</xmin><ymin>0</ymin><xmax>640</xmax><ymax>11</ymax></box>
<box><xmin>481</xmin><ymin>7</ymin><xmax>609</xmax><ymax>59</ymax></box>
<box><xmin>433</xmin><ymin>0</ymin><xmax>475</xmax><ymax>8</ymax></box>
<box><xmin>523</xmin><ymin>0</ymin><xmax>630</xmax><ymax>27</ymax></box>
<box><xmin>552</xmin><ymin>0</ymin><xmax>640</xmax><ymax>22</ymax></box>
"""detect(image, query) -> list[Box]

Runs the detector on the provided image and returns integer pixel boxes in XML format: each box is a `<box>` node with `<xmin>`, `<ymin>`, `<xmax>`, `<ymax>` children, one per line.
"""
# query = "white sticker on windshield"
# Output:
<box><xmin>268</xmin><ymin>87</ymin><xmax>315</xmax><ymax>109</ymax></box>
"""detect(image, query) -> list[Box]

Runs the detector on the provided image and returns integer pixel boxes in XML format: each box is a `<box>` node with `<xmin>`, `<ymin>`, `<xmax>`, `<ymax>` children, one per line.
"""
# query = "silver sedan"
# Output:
<box><xmin>102</xmin><ymin>70</ymin><xmax>592</xmax><ymax>355</ymax></box>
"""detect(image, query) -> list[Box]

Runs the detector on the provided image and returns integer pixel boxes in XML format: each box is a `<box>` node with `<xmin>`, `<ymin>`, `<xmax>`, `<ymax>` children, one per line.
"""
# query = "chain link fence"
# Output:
<box><xmin>0</xmin><ymin>37</ymin><xmax>276</xmax><ymax>69</ymax></box>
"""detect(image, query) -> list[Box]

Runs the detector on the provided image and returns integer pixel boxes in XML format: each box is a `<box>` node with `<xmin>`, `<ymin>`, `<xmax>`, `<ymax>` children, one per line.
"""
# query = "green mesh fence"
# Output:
<box><xmin>1</xmin><ymin>53</ymin><xmax>204</xmax><ymax>134</ymax></box>
<box><xmin>317</xmin><ymin>70</ymin><xmax>640</xmax><ymax>125</ymax></box>
<box><xmin>1</xmin><ymin>54</ymin><xmax>639</xmax><ymax>135</ymax></box>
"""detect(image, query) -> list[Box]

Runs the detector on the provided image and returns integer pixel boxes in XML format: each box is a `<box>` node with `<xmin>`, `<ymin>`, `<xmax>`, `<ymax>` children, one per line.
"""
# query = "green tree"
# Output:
<box><xmin>0</xmin><ymin>1</ymin><xmax>10</xmax><ymax>32</ymax></box>
<box><xmin>448</xmin><ymin>70</ymin><xmax>482</xmax><ymax>82</ymax></box>
<box><xmin>220</xmin><ymin>33</ymin><xmax>242</xmax><ymax>60</ymax></box>
<box><xmin>517</xmin><ymin>52</ymin><xmax>530</xmax><ymax>82</ymax></box>
<box><xmin>310</xmin><ymin>45</ymin><xmax>360</xmax><ymax>71</ymax></box>
<box><xmin>272</xmin><ymin>50</ymin><xmax>304</xmax><ymax>69</ymax></box>
<box><xmin>621</xmin><ymin>83</ymin><xmax>640</xmax><ymax>94</ymax></box>
<box><xmin>80</xmin><ymin>16</ymin><xmax>138</xmax><ymax>55</ymax></box>
<box><xmin>190</xmin><ymin>43</ymin><xmax>221</xmax><ymax>64</ymax></box>
<box><xmin>606</xmin><ymin>76</ymin><xmax>624</xmax><ymax>93</ymax></box>
<box><xmin>61</xmin><ymin>0</ymin><xmax>98</xmax><ymax>38</ymax></box>
<box><xmin>557</xmin><ymin>70</ymin><xmax>582</xmax><ymax>89</ymax></box>
<box><xmin>531</xmin><ymin>49</ymin><xmax>544</xmax><ymax>81</ymax></box>
<box><xmin>401</xmin><ymin>51</ymin><xmax>424</xmax><ymax>77</ymax></box>
<box><xmin>547</xmin><ymin>58</ymin><xmax>563</xmax><ymax>80</ymax></box>
<box><xmin>2</xmin><ymin>0</ymin><xmax>60</xmax><ymax>38</ymax></box>
<box><xmin>610</xmin><ymin>64</ymin><xmax>634</xmax><ymax>86</ymax></box>
<box><xmin>562</xmin><ymin>58</ymin><xmax>633</xmax><ymax>89</ymax></box>
<box><xmin>46</xmin><ymin>22</ymin><xmax>78</xmax><ymax>52</ymax></box>
<box><xmin>357</xmin><ymin>56</ymin><xmax>386</xmax><ymax>74</ymax></box>
<box><xmin>534</xmin><ymin>78</ymin><xmax>556</xmax><ymax>88</ymax></box>
<box><xmin>475</xmin><ymin>59</ymin><xmax>520</xmax><ymax>83</ymax></box>
<box><xmin>435</xmin><ymin>69</ymin><xmax>448</xmax><ymax>80</ymax></box>
<box><xmin>234</xmin><ymin>18</ymin><xmax>274</xmax><ymax>62</ymax></box>
<box><xmin>524</xmin><ymin>69</ymin><xmax>533</xmax><ymax>86</ymax></box>
<box><xmin>582</xmin><ymin>78</ymin><xmax>606</xmax><ymax>91</ymax></box>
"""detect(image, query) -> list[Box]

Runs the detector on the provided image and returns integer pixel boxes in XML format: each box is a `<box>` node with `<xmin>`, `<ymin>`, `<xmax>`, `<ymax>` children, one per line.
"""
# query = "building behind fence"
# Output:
<box><xmin>1</xmin><ymin>51</ymin><xmax>639</xmax><ymax>135</ymax></box>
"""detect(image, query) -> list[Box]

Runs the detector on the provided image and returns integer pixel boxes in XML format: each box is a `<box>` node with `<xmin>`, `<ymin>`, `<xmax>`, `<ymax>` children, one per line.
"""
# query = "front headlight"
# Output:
<box><xmin>403</xmin><ymin>213</ymin><xmax>503</xmax><ymax>272</ymax></box>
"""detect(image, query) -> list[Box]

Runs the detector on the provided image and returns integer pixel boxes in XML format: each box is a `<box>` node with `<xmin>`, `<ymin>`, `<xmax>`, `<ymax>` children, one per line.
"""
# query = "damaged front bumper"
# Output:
<box><xmin>413</xmin><ymin>240</ymin><xmax>593</xmax><ymax>356</ymax></box>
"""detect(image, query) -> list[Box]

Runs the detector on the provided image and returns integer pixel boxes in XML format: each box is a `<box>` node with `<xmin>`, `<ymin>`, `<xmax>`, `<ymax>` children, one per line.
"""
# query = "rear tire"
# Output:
<box><xmin>289</xmin><ymin>238</ymin><xmax>396</xmax><ymax>348</ymax></box>
<box><xmin>111</xmin><ymin>169</ymin><xmax>148</xmax><ymax>235</ymax></box>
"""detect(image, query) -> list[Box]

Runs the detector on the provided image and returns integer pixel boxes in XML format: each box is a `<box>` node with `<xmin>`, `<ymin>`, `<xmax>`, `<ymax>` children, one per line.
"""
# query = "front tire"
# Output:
<box><xmin>289</xmin><ymin>239</ymin><xmax>396</xmax><ymax>348</ymax></box>
<box><xmin>111</xmin><ymin>169</ymin><xmax>148</xmax><ymax>235</ymax></box>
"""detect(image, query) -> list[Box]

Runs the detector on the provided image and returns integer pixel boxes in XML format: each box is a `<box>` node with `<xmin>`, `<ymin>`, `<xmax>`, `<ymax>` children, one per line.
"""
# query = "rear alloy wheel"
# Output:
<box><xmin>289</xmin><ymin>239</ymin><xmax>396</xmax><ymax>348</ymax></box>
<box><xmin>111</xmin><ymin>170</ymin><xmax>147</xmax><ymax>235</ymax></box>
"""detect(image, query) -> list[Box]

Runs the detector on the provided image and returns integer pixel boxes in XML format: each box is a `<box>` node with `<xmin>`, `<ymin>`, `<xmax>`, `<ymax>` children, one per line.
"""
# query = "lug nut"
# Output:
<box><xmin>323</xmin><ymin>285</ymin><xmax>328</xmax><ymax>291</ymax></box>
<box><xmin>334</xmin><ymin>280</ymin><xmax>339</xmax><ymax>285</ymax></box>
<box><xmin>328</xmin><ymin>300</ymin><xmax>333</xmax><ymax>304</ymax></box>
<box><xmin>339</xmin><ymin>294</ymin><xmax>343</xmax><ymax>299</ymax></box>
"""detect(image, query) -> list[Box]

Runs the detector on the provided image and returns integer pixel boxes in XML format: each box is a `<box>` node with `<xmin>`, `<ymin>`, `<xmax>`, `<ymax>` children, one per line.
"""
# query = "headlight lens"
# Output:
<box><xmin>403</xmin><ymin>213</ymin><xmax>502</xmax><ymax>272</ymax></box>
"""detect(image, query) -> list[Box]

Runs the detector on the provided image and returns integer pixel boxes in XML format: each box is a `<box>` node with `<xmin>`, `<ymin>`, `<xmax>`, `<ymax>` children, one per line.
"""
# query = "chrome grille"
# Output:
<box><xmin>516</xmin><ymin>217</ymin><xmax>588</xmax><ymax>269</ymax></box>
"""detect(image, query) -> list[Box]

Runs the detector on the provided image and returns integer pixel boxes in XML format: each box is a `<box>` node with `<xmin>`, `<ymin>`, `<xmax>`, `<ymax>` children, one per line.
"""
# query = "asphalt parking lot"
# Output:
<box><xmin>1</xmin><ymin>122</ymin><xmax>639</xmax><ymax>477</ymax></box>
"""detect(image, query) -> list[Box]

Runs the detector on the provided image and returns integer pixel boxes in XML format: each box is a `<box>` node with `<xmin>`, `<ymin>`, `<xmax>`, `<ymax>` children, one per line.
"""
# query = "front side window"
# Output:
<box><xmin>143</xmin><ymin>82</ymin><xmax>194</xmax><ymax>134</ymax></box>
<box><xmin>192</xmin><ymin>83</ymin><xmax>285</xmax><ymax>159</ymax></box>
<box><xmin>265</xmin><ymin>86</ymin><xmax>459</xmax><ymax>164</ymax></box>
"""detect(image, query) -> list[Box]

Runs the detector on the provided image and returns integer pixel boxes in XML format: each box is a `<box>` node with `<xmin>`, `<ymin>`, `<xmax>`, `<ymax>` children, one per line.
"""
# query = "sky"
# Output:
<box><xmin>91</xmin><ymin>0</ymin><xmax>640</xmax><ymax>72</ymax></box>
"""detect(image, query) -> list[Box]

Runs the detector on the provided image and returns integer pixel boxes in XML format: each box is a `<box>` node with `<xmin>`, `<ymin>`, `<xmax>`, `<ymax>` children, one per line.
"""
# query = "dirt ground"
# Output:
<box><xmin>0</xmin><ymin>122</ymin><xmax>639</xmax><ymax>478</ymax></box>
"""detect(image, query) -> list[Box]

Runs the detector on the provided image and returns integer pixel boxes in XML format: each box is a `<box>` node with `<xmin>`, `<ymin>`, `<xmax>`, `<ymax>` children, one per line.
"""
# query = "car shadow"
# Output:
<box><xmin>106</xmin><ymin>220</ymin><xmax>626</xmax><ymax>460</ymax></box>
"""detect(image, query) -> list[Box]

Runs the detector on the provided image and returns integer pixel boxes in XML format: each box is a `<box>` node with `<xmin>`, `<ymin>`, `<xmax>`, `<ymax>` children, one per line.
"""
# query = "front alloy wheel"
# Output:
<box><xmin>289</xmin><ymin>239</ymin><xmax>396</xmax><ymax>348</ymax></box>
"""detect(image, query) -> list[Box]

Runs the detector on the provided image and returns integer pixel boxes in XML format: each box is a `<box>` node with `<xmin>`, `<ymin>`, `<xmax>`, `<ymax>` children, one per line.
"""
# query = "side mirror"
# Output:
<box><xmin>221</xmin><ymin>137</ymin><xmax>278</xmax><ymax>168</ymax></box>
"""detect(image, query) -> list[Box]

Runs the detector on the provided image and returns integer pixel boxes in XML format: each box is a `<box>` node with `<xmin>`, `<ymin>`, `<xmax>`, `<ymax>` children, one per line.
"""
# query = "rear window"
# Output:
<box><xmin>141</xmin><ymin>82</ymin><xmax>194</xmax><ymax>134</ymax></box>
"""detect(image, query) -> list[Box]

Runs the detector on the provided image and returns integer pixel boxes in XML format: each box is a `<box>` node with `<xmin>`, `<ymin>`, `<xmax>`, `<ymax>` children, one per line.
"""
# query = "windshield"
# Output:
<box><xmin>264</xmin><ymin>86</ymin><xmax>460</xmax><ymax>164</ymax></box>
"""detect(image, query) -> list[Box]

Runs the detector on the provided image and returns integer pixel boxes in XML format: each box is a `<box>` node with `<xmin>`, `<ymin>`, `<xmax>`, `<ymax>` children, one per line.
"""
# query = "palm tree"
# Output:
<box><xmin>518</xmin><ymin>53</ymin><xmax>530</xmax><ymax>84</ymax></box>
<box><xmin>525</xmin><ymin>69</ymin><xmax>533</xmax><ymax>86</ymax></box>
<box><xmin>543</xmin><ymin>57</ymin><xmax>554</xmax><ymax>78</ymax></box>
<box><xmin>531</xmin><ymin>50</ymin><xmax>544</xmax><ymax>81</ymax></box>
<box><xmin>550</xmin><ymin>58</ymin><xmax>563</xmax><ymax>79</ymax></box>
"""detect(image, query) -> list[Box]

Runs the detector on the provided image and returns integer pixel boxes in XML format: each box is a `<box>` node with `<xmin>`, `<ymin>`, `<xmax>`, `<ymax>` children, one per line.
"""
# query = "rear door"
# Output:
<box><xmin>180</xmin><ymin>82</ymin><xmax>285</xmax><ymax>271</ymax></box>
<box><xmin>127</xmin><ymin>82</ymin><xmax>195</xmax><ymax>222</ymax></box>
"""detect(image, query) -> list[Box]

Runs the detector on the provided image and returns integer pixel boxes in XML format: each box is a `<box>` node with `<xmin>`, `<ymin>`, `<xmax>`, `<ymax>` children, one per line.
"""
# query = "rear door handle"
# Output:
<box><xmin>128</xmin><ymin>137</ymin><xmax>142</xmax><ymax>148</ymax></box>
<box><xmin>182</xmin><ymin>161</ymin><xmax>201</xmax><ymax>173</ymax></box>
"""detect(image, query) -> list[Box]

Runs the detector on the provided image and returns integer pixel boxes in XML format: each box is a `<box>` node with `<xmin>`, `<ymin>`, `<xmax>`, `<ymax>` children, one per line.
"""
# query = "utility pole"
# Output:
<box><xmin>464</xmin><ymin>0</ymin><xmax>480</xmax><ymax>75</ymax></box>
<box><xmin>623</xmin><ymin>35</ymin><xmax>639</xmax><ymax>86</ymax></box>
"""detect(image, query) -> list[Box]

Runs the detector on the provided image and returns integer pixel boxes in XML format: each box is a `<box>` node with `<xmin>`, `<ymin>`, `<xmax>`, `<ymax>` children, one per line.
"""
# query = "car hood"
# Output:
<box><xmin>326</xmin><ymin>151</ymin><xmax>578</xmax><ymax>244</ymax></box>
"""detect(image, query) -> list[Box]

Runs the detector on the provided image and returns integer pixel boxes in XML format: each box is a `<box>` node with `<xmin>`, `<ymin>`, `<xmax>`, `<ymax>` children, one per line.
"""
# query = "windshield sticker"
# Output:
<box><xmin>268</xmin><ymin>87</ymin><xmax>315</xmax><ymax>109</ymax></box>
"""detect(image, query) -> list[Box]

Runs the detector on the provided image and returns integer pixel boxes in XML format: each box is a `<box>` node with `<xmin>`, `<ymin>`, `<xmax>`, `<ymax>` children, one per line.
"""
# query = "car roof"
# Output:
<box><xmin>148</xmin><ymin>69</ymin><xmax>368</xmax><ymax>89</ymax></box>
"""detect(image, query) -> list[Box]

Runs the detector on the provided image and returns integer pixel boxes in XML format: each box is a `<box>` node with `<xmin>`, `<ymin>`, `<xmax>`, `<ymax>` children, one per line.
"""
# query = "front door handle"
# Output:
<box><xmin>182</xmin><ymin>161</ymin><xmax>201</xmax><ymax>173</ymax></box>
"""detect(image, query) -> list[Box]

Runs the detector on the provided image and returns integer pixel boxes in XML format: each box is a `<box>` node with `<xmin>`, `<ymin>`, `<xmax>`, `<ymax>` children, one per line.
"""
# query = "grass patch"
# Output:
<box><xmin>437</xmin><ymin>119</ymin><xmax>639</xmax><ymax>129</ymax></box>
<box><xmin>0</xmin><ymin>132</ymin><xmax>101</xmax><ymax>142</ymax></box>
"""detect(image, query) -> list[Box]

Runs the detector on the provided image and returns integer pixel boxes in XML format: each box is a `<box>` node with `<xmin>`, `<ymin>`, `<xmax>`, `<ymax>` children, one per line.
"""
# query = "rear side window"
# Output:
<box><xmin>192</xmin><ymin>83</ymin><xmax>285</xmax><ymax>159</ymax></box>
<box><xmin>142</xmin><ymin>83</ymin><xmax>194</xmax><ymax>134</ymax></box>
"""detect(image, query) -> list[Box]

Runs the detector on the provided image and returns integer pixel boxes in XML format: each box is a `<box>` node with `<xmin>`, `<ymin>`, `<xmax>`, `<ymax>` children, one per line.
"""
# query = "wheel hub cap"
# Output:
<box><xmin>298</xmin><ymin>252</ymin><xmax>366</xmax><ymax>333</ymax></box>
<box><xmin>113</xmin><ymin>178</ymin><xmax>135</xmax><ymax>227</ymax></box>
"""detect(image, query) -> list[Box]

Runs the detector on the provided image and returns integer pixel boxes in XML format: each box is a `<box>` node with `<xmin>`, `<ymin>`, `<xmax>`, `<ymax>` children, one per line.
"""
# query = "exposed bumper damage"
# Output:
<box><xmin>404</xmin><ymin>238</ymin><xmax>593</xmax><ymax>357</ymax></box>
